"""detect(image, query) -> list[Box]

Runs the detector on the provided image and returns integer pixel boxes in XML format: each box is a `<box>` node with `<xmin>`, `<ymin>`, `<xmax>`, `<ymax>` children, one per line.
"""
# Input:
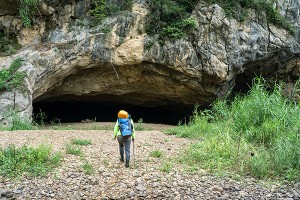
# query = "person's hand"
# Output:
<box><xmin>112</xmin><ymin>136</ymin><xmax>116</xmax><ymax>141</ymax></box>
<box><xmin>132</xmin><ymin>138</ymin><xmax>135</xmax><ymax>142</ymax></box>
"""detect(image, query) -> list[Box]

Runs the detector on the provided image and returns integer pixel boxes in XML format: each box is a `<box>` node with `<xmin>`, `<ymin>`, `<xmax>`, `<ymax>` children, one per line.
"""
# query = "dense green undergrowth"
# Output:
<box><xmin>167</xmin><ymin>78</ymin><xmax>300</xmax><ymax>181</ymax></box>
<box><xmin>0</xmin><ymin>144</ymin><xmax>62</xmax><ymax>178</ymax></box>
<box><xmin>146</xmin><ymin>0</ymin><xmax>294</xmax><ymax>39</ymax></box>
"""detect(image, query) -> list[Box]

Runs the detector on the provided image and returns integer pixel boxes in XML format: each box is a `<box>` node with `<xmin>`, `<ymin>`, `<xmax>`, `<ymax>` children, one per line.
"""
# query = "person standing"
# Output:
<box><xmin>113</xmin><ymin>110</ymin><xmax>135</xmax><ymax>168</ymax></box>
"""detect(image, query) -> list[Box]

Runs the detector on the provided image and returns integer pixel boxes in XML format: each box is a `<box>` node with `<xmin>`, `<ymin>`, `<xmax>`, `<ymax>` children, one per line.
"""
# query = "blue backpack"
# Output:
<box><xmin>118</xmin><ymin>116</ymin><xmax>132</xmax><ymax>137</ymax></box>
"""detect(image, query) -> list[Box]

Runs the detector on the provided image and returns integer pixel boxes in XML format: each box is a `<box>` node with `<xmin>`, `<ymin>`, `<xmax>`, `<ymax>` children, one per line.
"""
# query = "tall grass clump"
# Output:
<box><xmin>0</xmin><ymin>144</ymin><xmax>62</xmax><ymax>178</ymax></box>
<box><xmin>170</xmin><ymin>78</ymin><xmax>300</xmax><ymax>181</ymax></box>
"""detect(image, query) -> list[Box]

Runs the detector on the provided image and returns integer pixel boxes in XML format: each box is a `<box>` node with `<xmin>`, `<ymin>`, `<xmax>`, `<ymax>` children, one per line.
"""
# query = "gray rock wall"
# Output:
<box><xmin>0</xmin><ymin>0</ymin><xmax>299</xmax><ymax>124</ymax></box>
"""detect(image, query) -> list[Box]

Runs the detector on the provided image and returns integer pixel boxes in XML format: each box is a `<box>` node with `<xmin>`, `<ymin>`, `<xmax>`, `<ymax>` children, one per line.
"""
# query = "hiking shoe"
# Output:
<box><xmin>125</xmin><ymin>161</ymin><xmax>129</xmax><ymax>168</ymax></box>
<box><xmin>120</xmin><ymin>158</ymin><xmax>124</xmax><ymax>162</ymax></box>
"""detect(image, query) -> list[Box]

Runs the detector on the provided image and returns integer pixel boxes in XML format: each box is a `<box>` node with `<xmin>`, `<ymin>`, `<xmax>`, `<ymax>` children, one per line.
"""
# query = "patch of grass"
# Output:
<box><xmin>66</xmin><ymin>144</ymin><xmax>82</xmax><ymax>156</ymax></box>
<box><xmin>1</xmin><ymin>109</ymin><xmax>37</xmax><ymax>131</ymax></box>
<box><xmin>150</xmin><ymin>150</ymin><xmax>163</xmax><ymax>158</ymax></box>
<box><xmin>103</xmin><ymin>159</ymin><xmax>109</xmax><ymax>167</ymax></box>
<box><xmin>0</xmin><ymin>144</ymin><xmax>62</xmax><ymax>178</ymax></box>
<box><xmin>135</xmin><ymin>118</ymin><xmax>152</xmax><ymax>131</ymax></box>
<box><xmin>160</xmin><ymin>162</ymin><xmax>172</xmax><ymax>173</ymax></box>
<box><xmin>72</xmin><ymin>139</ymin><xmax>92</xmax><ymax>146</ymax></box>
<box><xmin>81</xmin><ymin>161</ymin><xmax>94</xmax><ymax>175</ymax></box>
<box><xmin>170</xmin><ymin>78</ymin><xmax>300</xmax><ymax>181</ymax></box>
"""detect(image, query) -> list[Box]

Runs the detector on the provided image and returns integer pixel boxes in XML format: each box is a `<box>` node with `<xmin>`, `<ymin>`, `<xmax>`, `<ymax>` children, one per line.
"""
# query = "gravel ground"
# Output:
<box><xmin>0</xmin><ymin>125</ymin><xmax>299</xmax><ymax>199</ymax></box>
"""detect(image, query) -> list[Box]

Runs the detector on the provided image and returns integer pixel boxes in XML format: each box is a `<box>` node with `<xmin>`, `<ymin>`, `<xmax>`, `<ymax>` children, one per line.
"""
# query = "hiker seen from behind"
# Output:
<box><xmin>113</xmin><ymin>110</ymin><xmax>135</xmax><ymax>168</ymax></box>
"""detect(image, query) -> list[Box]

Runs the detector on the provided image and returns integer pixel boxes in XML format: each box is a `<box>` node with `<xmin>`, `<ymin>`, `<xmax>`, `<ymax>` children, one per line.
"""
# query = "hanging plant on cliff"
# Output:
<box><xmin>18</xmin><ymin>0</ymin><xmax>39</xmax><ymax>27</ymax></box>
<box><xmin>0</xmin><ymin>58</ymin><xmax>26</xmax><ymax>92</ymax></box>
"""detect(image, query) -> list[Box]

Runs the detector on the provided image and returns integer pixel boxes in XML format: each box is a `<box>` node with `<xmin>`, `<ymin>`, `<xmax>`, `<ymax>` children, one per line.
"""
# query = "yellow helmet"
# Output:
<box><xmin>118</xmin><ymin>110</ymin><xmax>128</xmax><ymax>118</ymax></box>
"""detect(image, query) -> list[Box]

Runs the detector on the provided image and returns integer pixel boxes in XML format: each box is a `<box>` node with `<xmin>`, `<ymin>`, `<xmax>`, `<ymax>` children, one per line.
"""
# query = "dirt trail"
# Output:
<box><xmin>0</xmin><ymin>123</ymin><xmax>299</xmax><ymax>199</ymax></box>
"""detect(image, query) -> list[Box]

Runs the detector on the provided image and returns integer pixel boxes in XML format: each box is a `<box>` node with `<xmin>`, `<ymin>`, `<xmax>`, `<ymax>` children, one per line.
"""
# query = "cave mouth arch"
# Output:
<box><xmin>33</xmin><ymin>97</ymin><xmax>195</xmax><ymax>125</ymax></box>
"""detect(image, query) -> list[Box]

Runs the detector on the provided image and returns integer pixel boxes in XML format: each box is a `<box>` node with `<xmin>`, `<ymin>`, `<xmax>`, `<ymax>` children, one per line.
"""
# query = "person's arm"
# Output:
<box><xmin>113</xmin><ymin>120</ymin><xmax>119</xmax><ymax>139</ymax></box>
<box><xmin>131</xmin><ymin>119</ymin><xmax>135</xmax><ymax>140</ymax></box>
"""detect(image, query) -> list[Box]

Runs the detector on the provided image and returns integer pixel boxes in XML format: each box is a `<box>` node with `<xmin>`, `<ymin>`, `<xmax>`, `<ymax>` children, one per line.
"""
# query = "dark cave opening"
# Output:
<box><xmin>33</xmin><ymin>101</ymin><xmax>195</xmax><ymax>125</ymax></box>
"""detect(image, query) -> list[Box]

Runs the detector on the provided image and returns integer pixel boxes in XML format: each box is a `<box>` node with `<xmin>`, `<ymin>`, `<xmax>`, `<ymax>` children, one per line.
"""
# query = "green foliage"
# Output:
<box><xmin>146</xmin><ymin>0</ymin><xmax>294</xmax><ymax>39</ymax></box>
<box><xmin>206</xmin><ymin>0</ymin><xmax>294</xmax><ymax>34</ymax></box>
<box><xmin>160</xmin><ymin>162</ymin><xmax>172</xmax><ymax>173</ymax></box>
<box><xmin>0</xmin><ymin>144</ymin><xmax>62</xmax><ymax>178</ymax></box>
<box><xmin>0</xmin><ymin>32</ymin><xmax>21</xmax><ymax>56</ymax></box>
<box><xmin>18</xmin><ymin>0</ymin><xmax>39</xmax><ymax>27</ymax></box>
<box><xmin>0</xmin><ymin>58</ymin><xmax>26</xmax><ymax>92</ymax></box>
<box><xmin>90</xmin><ymin>0</ymin><xmax>133</xmax><ymax>22</ymax></box>
<box><xmin>150</xmin><ymin>150</ymin><xmax>163</xmax><ymax>158</ymax></box>
<box><xmin>34</xmin><ymin>109</ymin><xmax>47</xmax><ymax>127</ymax></box>
<box><xmin>1</xmin><ymin>109</ymin><xmax>36</xmax><ymax>131</ymax></box>
<box><xmin>146</xmin><ymin>0</ymin><xmax>197</xmax><ymax>39</ymax></box>
<box><xmin>72</xmin><ymin>139</ymin><xmax>92</xmax><ymax>146</ymax></box>
<box><xmin>81</xmin><ymin>161</ymin><xmax>94</xmax><ymax>175</ymax></box>
<box><xmin>66</xmin><ymin>144</ymin><xmax>82</xmax><ymax>156</ymax></box>
<box><xmin>10</xmin><ymin>114</ymin><xmax>36</xmax><ymax>131</ymax></box>
<box><xmin>170</xmin><ymin>78</ymin><xmax>300</xmax><ymax>181</ymax></box>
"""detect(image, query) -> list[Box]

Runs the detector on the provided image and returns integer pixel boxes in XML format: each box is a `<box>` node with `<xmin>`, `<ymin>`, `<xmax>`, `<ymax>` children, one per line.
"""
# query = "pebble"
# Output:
<box><xmin>0</xmin><ymin>130</ymin><xmax>298</xmax><ymax>199</ymax></box>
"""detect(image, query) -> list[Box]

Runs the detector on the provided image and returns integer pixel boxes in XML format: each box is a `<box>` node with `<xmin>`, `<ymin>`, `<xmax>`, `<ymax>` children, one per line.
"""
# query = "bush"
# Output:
<box><xmin>0</xmin><ymin>58</ymin><xmax>26</xmax><ymax>92</ymax></box>
<box><xmin>146</xmin><ymin>0</ymin><xmax>294</xmax><ymax>39</ymax></box>
<box><xmin>0</xmin><ymin>32</ymin><xmax>20</xmax><ymax>56</ymax></box>
<box><xmin>90</xmin><ymin>0</ymin><xmax>133</xmax><ymax>22</ymax></box>
<box><xmin>169</xmin><ymin>78</ymin><xmax>300</xmax><ymax>180</ymax></box>
<box><xmin>18</xmin><ymin>0</ymin><xmax>39</xmax><ymax>27</ymax></box>
<box><xmin>0</xmin><ymin>144</ymin><xmax>62</xmax><ymax>178</ymax></box>
<box><xmin>66</xmin><ymin>144</ymin><xmax>82</xmax><ymax>156</ymax></box>
<box><xmin>150</xmin><ymin>150</ymin><xmax>163</xmax><ymax>158</ymax></box>
<box><xmin>72</xmin><ymin>139</ymin><xmax>92</xmax><ymax>146</ymax></box>
<box><xmin>81</xmin><ymin>161</ymin><xmax>94</xmax><ymax>175</ymax></box>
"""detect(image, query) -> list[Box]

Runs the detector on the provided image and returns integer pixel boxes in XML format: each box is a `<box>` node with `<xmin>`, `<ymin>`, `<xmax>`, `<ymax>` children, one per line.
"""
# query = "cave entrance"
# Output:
<box><xmin>33</xmin><ymin>100</ymin><xmax>194</xmax><ymax>125</ymax></box>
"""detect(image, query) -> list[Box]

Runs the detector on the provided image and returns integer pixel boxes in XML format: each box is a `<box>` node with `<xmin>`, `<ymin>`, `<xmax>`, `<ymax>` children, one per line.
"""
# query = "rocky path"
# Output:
<box><xmin>0</xmin><ymin>126</ymin><xmax>299</xmax><ymax>199</ymax></box>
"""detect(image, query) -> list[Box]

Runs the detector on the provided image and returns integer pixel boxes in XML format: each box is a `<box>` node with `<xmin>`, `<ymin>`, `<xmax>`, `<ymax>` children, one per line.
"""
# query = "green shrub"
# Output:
<box><xmin>18</xmin><ymin>0</ymin><xmax>39</xmax><ymax>27</ymax></box>
<box><xmin>1</xmin><ymin>109</ymin><xmax>36</xmax><ymax>131</ymax></box>
<box><xmin>0</xmin><ymin>144</ymin><xmax>62</xmax><ymax>178</ymax></box>
<box><xmin>81</xmin><ymin>161</ymin><xmax>94</xmax><ymax>175</ymax></box>
<box><xmin>160</xmin><ymin>162</ymin><xmax>172</xmax><ymax>173</ymax></box>
<box><xmin>146</xmin><ymin>0</ymin><xmax>197</xmax><ymax>39</ymax></box>
<box><xmin>170</xmin><ymin>78</ymin><xmax>300</xmax><ymax>181</ymax></box>
<box><xmin>146</xmin><ymin>0</ymin><xmax>294</xmax><ymax>39</ymax></box>
<box><xmin>66</xmin><ymin>144</ymin><xmax>82</xmax><ymax>156</ymax></box>
<box><xmin>0</xmin><ymin>33</ymin><xmax>20</xmax><ymax>56</ymax></box>
<box><xmin>0</xmin><ymin>58</ymin><xmax>26</xmax><ymax>92</ymax></box>
<box><xmin>90</xmin><ymin>0</ymin><xmax>133</xmax><ymax>22</ymax></box>
<box><xmin>150</xmin><ymin>150</ymin><xmax>163</xmax><ymax>158</ymax></box>
<box><xmin>72</xmin><ymin>139</ymin><xmax>92</xmax><ymax>146</ymax></box>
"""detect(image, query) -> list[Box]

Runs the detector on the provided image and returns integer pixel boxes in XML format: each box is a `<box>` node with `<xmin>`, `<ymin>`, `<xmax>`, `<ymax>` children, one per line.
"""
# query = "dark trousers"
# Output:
<box><xmin>117</xmin><ymin>136</ymin><xmax>131</xmax><ymax>161</ymax></box>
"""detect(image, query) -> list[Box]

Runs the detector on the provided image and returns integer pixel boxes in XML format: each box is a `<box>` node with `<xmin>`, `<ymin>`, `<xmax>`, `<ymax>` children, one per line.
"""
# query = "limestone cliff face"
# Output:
<box><xmin>0</xmin><ymin>0</ymin><xmax>299</xmax><ymax>124</ymax></box>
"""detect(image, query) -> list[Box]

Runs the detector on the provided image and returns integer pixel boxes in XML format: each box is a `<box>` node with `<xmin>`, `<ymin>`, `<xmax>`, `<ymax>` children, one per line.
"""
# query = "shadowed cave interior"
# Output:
<box><xmin>33</xmin><ymin>99</ymin><xmax>195</xmax><ymax>125</ymax></box>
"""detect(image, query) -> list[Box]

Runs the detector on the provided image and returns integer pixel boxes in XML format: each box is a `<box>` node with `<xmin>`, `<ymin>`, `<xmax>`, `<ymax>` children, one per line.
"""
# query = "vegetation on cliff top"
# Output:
<box><xmin>167</xmin><ymin>78</ymin><xmax>300</xmax><ymax>181</ymax></box>
<box><xmin>89</xmin><ymin>0</ymin><xmax>133</xmax><ymax>21</ymax></box>
<box><xmin>146</xmin><ymin>0</ymin><xmax>294</xmax><ymax>39</ymax></box>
